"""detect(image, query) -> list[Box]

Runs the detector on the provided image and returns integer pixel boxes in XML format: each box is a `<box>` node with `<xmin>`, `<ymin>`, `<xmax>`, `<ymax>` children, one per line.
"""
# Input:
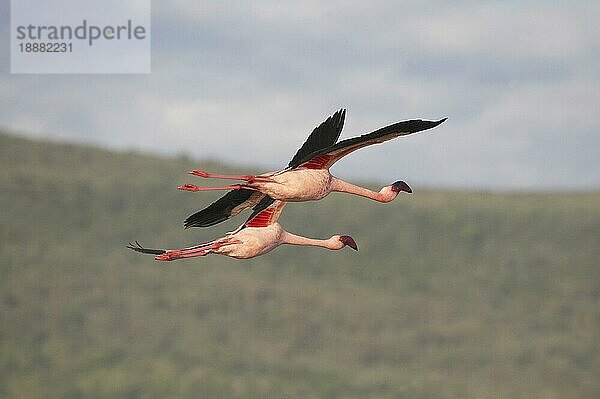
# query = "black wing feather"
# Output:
<box><xmin>127</xmin><ymin>241</ymin><xmax>166</xmax><ymax>255</ymax></box>
<box><xmin>184</xmin><ymin>189</ymin><xmax>256</xmax><ymax>228</ymax></box>
<box><xmin>302</xmin><ymin>118</ymin><xmax>447</xmax><ymax>167</ymax></box>
<box><xmin>288</xmin><ymin>109</ymin><xmax>346</xmax><ymax>168</ymax></box>
<box><xmin>328</xmin><ymin>118</ymin><xmax>446</xmax><ymax>154</ymax></box>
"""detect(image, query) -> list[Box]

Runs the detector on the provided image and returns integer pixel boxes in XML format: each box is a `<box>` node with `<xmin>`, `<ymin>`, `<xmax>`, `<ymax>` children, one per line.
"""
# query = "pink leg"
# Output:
<box><xmin>190</xmin><ymin>170</ymin><xmax>254</xmax><ymax>180</ymax></box>
<box><xmin>189</xmin><ymin>170</ymin><xmax>274</xmax><ymax>182</ymax></box>
<box><xmin>155</xmin><ymin>248</ymin><xmax>208</xmax><ymax>261</ymax></box>
<box><xmin>178</xmin><ymin>183</ymin><xmax>257</xmax><ymax>192</ymax></box>
<box><xmin>155</xmin><ymin>242</ymin><xmax>225</xmax><ymax>261</ymax></box>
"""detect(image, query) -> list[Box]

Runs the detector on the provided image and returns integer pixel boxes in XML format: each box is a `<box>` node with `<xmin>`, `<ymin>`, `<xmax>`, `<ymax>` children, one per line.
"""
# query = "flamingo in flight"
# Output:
<box><xmin>127</xmin><ymin>199</ymin><xmax>358</xmax><ymax>261</ymax></box>
<box><xmin>181</xmin><ymin>109</ymin><xmax>446</xmax><ymax>229</ymax></box>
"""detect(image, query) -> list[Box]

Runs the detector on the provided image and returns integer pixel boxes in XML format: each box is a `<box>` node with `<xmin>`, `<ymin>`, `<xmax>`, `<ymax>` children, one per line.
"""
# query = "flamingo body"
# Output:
<box><xmin>216</xmin><ymin>225</ymin><xmax>284</xmax><ymax>259</ymax></box>
<box><xmin>253</xmin><ymin>168</ymin><xmax>332</xmax><ymax>201</ymax></box>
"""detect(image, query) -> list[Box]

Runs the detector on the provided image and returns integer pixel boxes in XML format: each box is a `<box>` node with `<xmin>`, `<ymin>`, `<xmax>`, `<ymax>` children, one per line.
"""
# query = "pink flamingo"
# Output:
<box><xmin>181</xmin><ymin>112</ymin><xmax>446</xmax><ymax>228</ymax></box>
<box><xmin>127</xmin><ymin>199</ymin><xmax>358</xmax><ymax>261</ymax></box>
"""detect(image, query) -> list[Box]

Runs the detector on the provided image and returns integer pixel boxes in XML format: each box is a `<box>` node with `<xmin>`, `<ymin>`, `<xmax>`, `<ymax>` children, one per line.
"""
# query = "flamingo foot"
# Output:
<box><xmin>155</xmin><ymin>250</ymin><xmax>183</xmax><ymax>261</ymax></box>
<box><xmin>178</xmin><ymin>183</ymin><xmax>201</xmax><ymax>192</ymax></box>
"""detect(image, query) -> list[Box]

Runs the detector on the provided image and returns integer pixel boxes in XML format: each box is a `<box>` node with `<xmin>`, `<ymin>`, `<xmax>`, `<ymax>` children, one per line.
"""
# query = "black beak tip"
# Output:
<box><xmin>340</xmin><ymin>235</ymin><xmax>358</xmax><ymax>251</ymax></box>
<box><xmin>392</xmin><ymin>181</ymin><xmax>412</xmax><ymax>193</ymax></box>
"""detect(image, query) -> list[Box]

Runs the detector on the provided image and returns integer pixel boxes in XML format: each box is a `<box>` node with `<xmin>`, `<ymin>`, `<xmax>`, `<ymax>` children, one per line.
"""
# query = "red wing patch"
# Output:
<box><xmin>245</xmin><ymin>201</ymin><xmax>287</xmax><ymax>227</ymax></box>
<box><xmin>246</xmin><ymin>207</ymin><xmax>277</xmax><ymax>227</ymax></box>
<box><xmin>300</xmin><ymin>155</ymin><xmax>334</xmax><ymax>169</ymax></box>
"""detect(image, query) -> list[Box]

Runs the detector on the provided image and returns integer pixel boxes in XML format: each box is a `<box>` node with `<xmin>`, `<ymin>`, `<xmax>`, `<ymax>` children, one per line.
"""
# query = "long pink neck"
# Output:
<box><xmin>330</xmin><ymin>177</ymin><xmax>393</xmax><ymax>202</ymax></box>
<box><xmin>282</xmin><ymin>232</ymin><xmax>339</xmax><ymax>250</ymax></box>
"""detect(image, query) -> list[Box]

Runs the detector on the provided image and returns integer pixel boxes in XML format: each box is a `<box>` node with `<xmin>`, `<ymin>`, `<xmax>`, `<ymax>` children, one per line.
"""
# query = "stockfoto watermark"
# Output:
<box><xmin>11</xmin><ymin>0</ymin><xmax>151</xmax><ymax>74</ymax></box>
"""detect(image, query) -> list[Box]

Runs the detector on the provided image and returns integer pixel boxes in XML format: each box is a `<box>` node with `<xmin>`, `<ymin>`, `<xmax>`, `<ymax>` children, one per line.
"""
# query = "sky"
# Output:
<box><xmin>1</xmin><ymin>1</ymin><xmax>598</xmax><ymax>190</ymax></box>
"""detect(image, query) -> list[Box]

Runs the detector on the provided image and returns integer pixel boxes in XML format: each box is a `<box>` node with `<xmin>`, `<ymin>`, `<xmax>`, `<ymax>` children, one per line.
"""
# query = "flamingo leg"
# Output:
<box><xmin>189</xmin><ymin>170</ymin><xmax>274</xmax><ymax>182</ymax></box>
<box><xmin>155</xmin><ymin>248</ymin><xmax>208</xmax><ymax>261</ymax></box>
<box><xmin>155</xmin><ymin>241</ymin><xmax>226</xmax><ymax>261</ymax></box>
<box><xmin>178</xmin><ymin>184</ymin><xmax>257</xmax><ymax>192</ymax></box>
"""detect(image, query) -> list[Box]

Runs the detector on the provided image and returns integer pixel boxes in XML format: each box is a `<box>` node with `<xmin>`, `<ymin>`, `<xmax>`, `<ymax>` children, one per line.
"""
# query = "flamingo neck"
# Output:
<box><xmin>282</xmin><ymin>231</ymin><xmax>339</xmax><ymax>250</ymax></box>
<box><xmin>330</xmin><ymin>177</ymin><xmax>394</xmax><ymax>202</ymax></box>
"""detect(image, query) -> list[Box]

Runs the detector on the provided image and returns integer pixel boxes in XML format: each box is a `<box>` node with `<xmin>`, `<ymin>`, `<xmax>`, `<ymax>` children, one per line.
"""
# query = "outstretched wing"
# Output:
<box><xmin>184</xmin><ymin>189</ymin><xmax>263</xmax><ymax>229</ymax></box>
<box><xmin>299</xmin><ymin>118</ymin><xmax>447</xmax><ymax>170</ymax></box>
<box><xmin>183</xmin><ymin>109</ymin><xmax>347</xmax><ymax>229</ymax></box>
<box><xmin>244</xmin><ymin>199</ymin><xmax>287</xmax><ymax>228</ymax></box>
<box><xmin>288</xmin><ymin>108</ymin><xmax>346</xmax><ymax>168</ymax></box>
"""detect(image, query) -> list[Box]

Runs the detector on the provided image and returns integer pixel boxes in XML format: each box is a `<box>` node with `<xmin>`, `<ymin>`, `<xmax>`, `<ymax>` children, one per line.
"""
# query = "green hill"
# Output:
<box><xmin>1</xmin><ymin>132</ymin><xmax>599</xmax><ymax>399</ymax></box>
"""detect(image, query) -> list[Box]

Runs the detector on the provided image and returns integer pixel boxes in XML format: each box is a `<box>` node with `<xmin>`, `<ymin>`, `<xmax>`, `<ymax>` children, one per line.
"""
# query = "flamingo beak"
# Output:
<box><xmin>391</xmin><ymin>181</ymin><xmax>412</xmax><ymax>193</ymax></box>
<box><xmin>340</xmin><ymin>235</ymin><xmax>358</xmax><ymax>251</ymax></box>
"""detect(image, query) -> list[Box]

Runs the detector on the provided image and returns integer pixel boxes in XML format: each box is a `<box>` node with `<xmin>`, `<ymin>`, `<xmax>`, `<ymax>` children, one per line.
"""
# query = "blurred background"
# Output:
<box><xmin>1</xmin><ymin>1</ymin><xmax>599</xmax><ymax>398</ymax></box>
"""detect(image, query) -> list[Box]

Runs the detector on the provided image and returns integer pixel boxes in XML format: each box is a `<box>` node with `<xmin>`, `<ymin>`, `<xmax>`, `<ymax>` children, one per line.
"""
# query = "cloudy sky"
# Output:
<box><xmin>1</xmin><ymin>1</ymin><xmax>598</xmax><ymax>189</ymax></box>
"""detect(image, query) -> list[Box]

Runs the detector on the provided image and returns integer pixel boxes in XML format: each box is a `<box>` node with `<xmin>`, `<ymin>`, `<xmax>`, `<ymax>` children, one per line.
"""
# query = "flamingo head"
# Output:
<box><xmin>391</xmin><ymin>181</ymin><xmax>412</xmax><ymax>194</ymax></box>
<box><xmin>378</xmin><ymin>181</ymin><xmax>412</xmax><ymax>203</ymax></box>
<box><xmin>339</xmin><ymin>235</ymin><xmax>359</xmax><ymax>251</ymax></box>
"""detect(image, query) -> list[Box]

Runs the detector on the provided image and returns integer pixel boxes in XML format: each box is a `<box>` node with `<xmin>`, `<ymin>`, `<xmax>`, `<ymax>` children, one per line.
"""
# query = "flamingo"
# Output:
<box><xmin>181</xmin><ymin>111</ymin><xmax>446</xmax><ymax>228</ymax></box>
<box><xmin>127</xmin><ymin>199</ymin><xmax>358</xmax><ymax>261</ymax></box>
<box><xmin>181</xmin><ymin>109</ymin><xmax>347</xmax><ymax>228</ymax></box>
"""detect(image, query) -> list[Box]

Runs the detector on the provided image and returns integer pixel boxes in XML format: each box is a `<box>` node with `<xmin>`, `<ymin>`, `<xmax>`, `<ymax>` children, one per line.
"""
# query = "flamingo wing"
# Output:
<box><xmin>183</xmin><ymin>109</ymin><xmax>346</xmax><ymax>229</ymax></box>
<box><xmin>299</xmin><ymin>118</ymin><xmax>447</xmax><ymax>170</ymax></box>
<box><xmin>287</xmin><ymin>108</ymin><xmax>346</xmax><ymax>168</ymax></box>
<box><xmin>244</xmin><ymin>199</ymin><xmax>287</xmax><ymax>228</ymax></box>
<box><xmin>183</xmin><ymin>189</ymin><xmax>264</xmax><ymax>228</ymax></box>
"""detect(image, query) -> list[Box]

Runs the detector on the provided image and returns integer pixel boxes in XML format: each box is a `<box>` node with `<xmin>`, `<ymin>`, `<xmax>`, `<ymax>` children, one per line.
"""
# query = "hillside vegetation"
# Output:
<box><xmin>1</xmin><ymin>133</ymin><xmax>599</xmax><ymax>398</ymax></box>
